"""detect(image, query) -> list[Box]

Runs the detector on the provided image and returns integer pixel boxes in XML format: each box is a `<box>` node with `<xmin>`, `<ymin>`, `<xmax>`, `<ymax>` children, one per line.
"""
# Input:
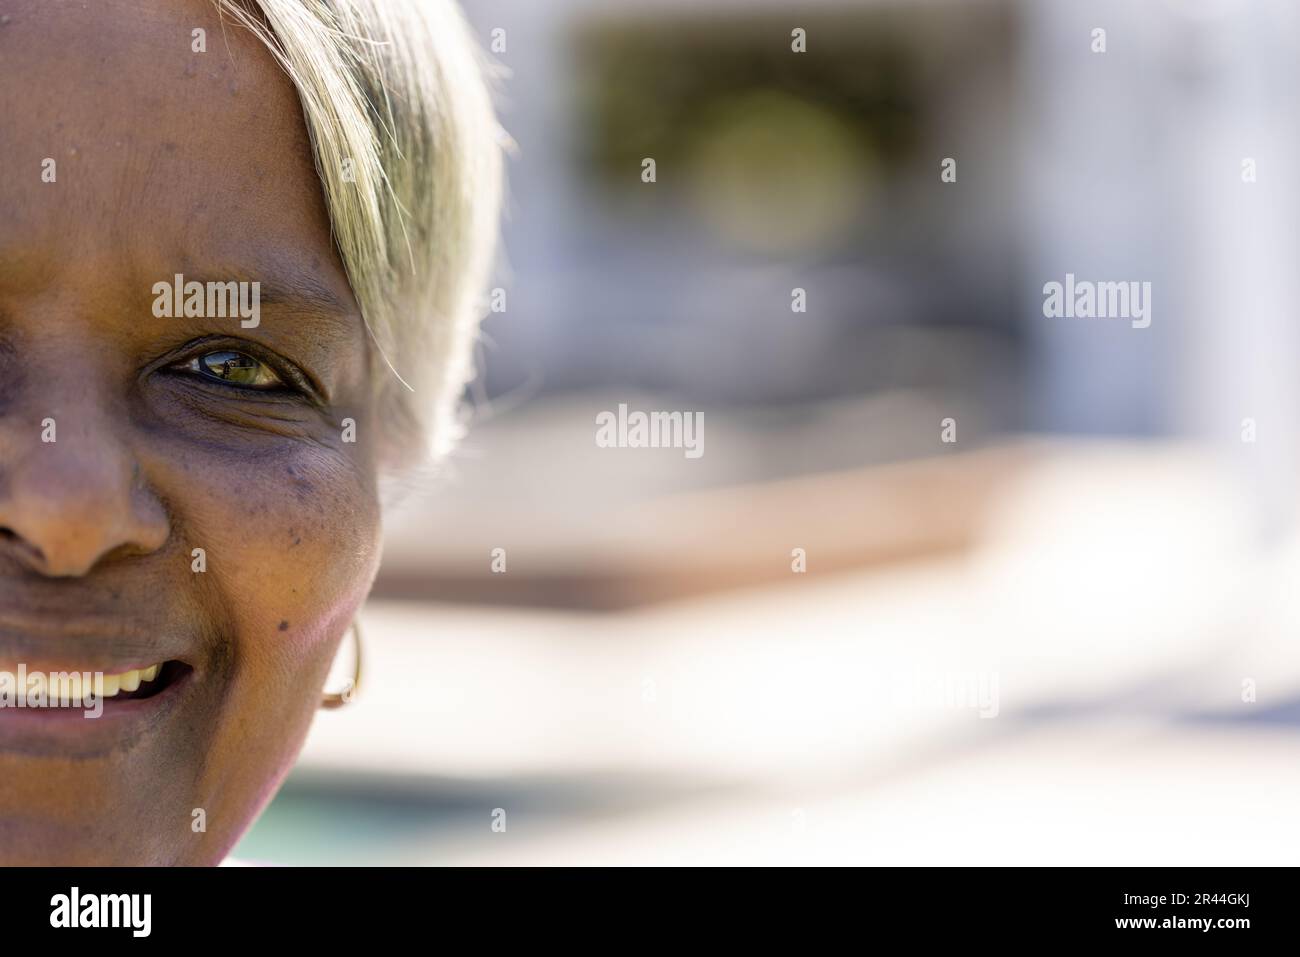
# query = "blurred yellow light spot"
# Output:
<box><xmin>687</xmin><ymin>90</ymin><xmax>870</xmax><ymax>254</ymax></box>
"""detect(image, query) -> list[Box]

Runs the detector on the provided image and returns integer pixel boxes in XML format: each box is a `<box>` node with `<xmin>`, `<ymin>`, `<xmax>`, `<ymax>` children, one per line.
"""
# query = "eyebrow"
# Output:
<box><xmin>175</xmin><ymin>262</ymin><xmax>361</xmax><ymax>340</ymax></box>
<box><xmin>199</xmin><ymin>263</ymin><xmax>350</xmax><ymax>311</ymax></box>
<box><xmin>252</xmin><ymin>272</ymin><xmax>352</xmax><ymax>319</ymax></box>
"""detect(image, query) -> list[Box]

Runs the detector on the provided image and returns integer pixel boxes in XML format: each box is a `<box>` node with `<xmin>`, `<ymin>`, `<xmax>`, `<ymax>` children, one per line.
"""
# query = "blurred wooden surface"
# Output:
<box><xmin>373</xmin><ymin>445</ymin><xmax>1036</xmax><ymax>609</ymax></box>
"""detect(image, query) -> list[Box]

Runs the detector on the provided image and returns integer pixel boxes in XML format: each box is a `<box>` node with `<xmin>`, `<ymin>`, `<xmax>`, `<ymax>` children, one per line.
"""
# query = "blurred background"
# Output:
<box><xmin>235</xmin><ymin>0</ymin><xmax>1300</xmax><ymax>865</ymax></box>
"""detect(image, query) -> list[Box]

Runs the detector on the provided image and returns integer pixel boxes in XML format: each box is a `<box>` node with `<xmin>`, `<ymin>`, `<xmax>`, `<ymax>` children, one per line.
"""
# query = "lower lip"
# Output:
<box><xmin>0</xmin><ymin>667</ymin><xmax>196</xmax><ymax>758</ymax></box>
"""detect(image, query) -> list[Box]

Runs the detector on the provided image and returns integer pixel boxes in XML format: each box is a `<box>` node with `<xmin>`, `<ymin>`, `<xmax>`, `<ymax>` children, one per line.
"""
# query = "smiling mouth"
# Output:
<box><xmin>0</xmin><ymin>660</ymin><xmax>192</xmax><ymax>705</ymax></box>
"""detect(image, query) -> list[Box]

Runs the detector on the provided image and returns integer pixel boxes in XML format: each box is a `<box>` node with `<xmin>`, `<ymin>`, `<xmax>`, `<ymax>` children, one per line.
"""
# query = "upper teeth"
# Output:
<box><xmin>100</xmin><ymin>664</ymin><xmax>162</xmax><ymax>697</ymax></box>
<box><xmin>0</xmin><ymin>663</ymin><xmax>163</xmax><ymax>703</ymax></box>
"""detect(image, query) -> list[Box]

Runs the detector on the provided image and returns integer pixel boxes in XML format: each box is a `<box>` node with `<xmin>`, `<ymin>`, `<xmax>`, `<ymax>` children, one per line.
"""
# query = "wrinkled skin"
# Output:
<box><xmin>0</xmin><ymin>0</ymin><xmax>382</xmax><ymax>864</ymax></box>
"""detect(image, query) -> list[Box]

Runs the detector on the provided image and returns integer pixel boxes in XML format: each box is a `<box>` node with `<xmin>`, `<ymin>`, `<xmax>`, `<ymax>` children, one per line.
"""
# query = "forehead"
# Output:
<box><xmin>0</xmin><ymin>0</ymin><xmax>344</xmax><ymax>295</ymax></box>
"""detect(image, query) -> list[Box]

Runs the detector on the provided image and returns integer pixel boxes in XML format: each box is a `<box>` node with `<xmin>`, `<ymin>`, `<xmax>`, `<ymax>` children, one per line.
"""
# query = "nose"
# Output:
<box><xmin>0</xmin><ymin>406</ymin><xmax>169</xmax><ymax>578</ymax></box>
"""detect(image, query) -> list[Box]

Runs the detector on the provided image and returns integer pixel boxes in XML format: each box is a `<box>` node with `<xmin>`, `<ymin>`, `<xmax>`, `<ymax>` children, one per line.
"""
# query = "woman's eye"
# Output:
<box><xmin>184</xmin><ymin>350</ymin><xmax>284</xmax><ymax>390</ymax></box>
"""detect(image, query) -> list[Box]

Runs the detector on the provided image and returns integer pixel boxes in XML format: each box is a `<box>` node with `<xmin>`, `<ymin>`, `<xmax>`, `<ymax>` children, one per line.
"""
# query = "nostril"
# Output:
<box><xmin>0</xmin><ymin>526</ymin><xmax>46</xmax><ymax>566</ymax></box>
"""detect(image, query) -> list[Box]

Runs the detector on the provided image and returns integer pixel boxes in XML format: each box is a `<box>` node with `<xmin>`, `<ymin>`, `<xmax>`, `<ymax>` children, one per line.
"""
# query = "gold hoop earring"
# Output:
<box><xmin>320</xmin><ymin>620</ymin><xmax>363</xmax><ymax>710</ymax></box>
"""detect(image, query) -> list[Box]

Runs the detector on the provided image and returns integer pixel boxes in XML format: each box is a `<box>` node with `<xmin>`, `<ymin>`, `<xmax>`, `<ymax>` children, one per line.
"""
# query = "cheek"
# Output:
<box><xmin>155</xmin><ymin>436</ymin><xmax>382</xmax><ymax>705</ymax></box>
<box><xmin>146</xmin><ymin>437</ymin><xmax>383</xmax><ymax>860</ymax></box>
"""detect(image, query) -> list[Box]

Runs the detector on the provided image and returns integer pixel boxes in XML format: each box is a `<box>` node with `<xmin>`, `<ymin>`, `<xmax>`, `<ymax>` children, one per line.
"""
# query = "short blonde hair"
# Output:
<box><xmin>216</xmin><ymin>0</ymin><xmax>504</xmax><ymax>466</ymax></box>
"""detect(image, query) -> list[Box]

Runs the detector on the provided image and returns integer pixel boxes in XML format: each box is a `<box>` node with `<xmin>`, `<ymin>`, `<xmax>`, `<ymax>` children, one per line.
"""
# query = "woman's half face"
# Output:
<box><xmin>0</xmin><ymin>0</ymin><xmax>382</xmax><ymax>864</ymax></box>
